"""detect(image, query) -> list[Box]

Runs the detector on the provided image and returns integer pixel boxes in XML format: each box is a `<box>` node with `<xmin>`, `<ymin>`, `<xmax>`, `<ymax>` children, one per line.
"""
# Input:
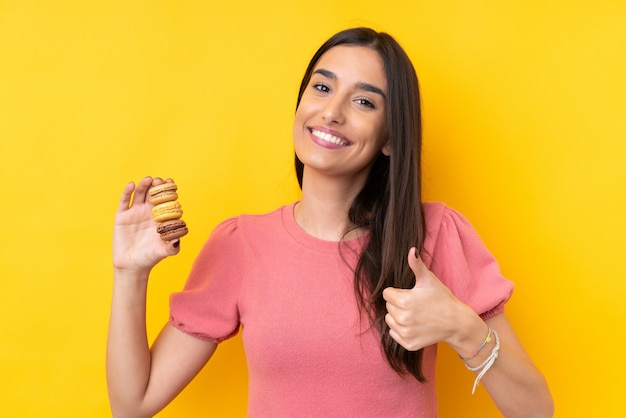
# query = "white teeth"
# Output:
<box><xmin>312</xmin><ymin>129</ymin><xmax>348</xmax><ymax>146</ymax></box>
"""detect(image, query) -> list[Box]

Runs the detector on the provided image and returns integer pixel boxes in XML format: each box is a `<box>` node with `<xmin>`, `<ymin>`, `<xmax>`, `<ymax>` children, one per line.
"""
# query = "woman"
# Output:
<box><xmin>108</xmin><ymin>27</ymin><xmax>553</xmax><ymax>417</ymax></box>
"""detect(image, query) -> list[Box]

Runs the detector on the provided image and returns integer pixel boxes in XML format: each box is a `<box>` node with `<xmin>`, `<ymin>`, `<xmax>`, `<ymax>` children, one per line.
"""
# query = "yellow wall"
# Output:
<box><xmin>1</xmin><ymin>1</ymin><xmax>624</xmax><ymax>416</ymax></box>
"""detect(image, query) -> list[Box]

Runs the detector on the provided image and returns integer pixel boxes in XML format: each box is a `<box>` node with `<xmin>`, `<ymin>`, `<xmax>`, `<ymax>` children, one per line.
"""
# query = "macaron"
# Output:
<box><xmin>148</xmin><ymin>182</ymin><xmax>178</xmax><ymax>205</ymax></box>
<box><xmin>151</xmin><ymin>200</ymin><xmax>183</xmax><ymax>222</ymax></box>
<box><xmin>157</xmin><ymin>219</ymin><xmax>188</xmax><ymax>241</ymax></box>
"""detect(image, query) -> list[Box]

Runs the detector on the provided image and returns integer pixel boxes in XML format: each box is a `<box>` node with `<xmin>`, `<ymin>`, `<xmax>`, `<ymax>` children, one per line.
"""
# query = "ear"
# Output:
<box><xmin>381</xmin><ymin>140</ymin><xmax>391</xmax><ymax>156</ymax></box>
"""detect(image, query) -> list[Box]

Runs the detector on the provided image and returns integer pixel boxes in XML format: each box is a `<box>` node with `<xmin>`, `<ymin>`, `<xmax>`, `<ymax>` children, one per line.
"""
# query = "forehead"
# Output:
<box><xmin>313</xmin><ymin>45</ymin><xmax>387</xmax><ymax>91</ymax></box>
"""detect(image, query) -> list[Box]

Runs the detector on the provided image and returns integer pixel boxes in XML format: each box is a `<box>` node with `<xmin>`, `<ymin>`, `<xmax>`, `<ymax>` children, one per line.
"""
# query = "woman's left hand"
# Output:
<box><xmin>382</xmin><ymin>247</ymin><xmax>481</xmax><ymax>352</ymax></box>
<box><xmin>384</xmin><ymin>250</ymin><xmax>554</xmax><ymax>416</ymax></box>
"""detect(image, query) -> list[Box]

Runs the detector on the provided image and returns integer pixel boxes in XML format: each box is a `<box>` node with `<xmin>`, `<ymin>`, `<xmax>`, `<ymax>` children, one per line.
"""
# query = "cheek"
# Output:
<box><xmin>292</xmin><ymin>109</ymin><xmax>305</xmax><ymax>141</ymax></box>
<box><xmin>293</xmin><ymin>100</ymin><xmax>310</xmax><ymax>127</ymax></box>
<box><xmin>367</xmin><ymin>116</ymin><xmax>388</xmax><ymax>148</ymax></box>
<box><xmin>293</xmin><ymin>99</ymin><xmax>318</xmax><ymax>139</ymax></box>
<box><xmin>377</xmin><ymin>116</ymin><xmax>388</xmax><ymax>143</ymax></box>
<box><xmin>292</xmin><ymin>108</ymin><xmax>309</xmax><ymax>159</ymax></box>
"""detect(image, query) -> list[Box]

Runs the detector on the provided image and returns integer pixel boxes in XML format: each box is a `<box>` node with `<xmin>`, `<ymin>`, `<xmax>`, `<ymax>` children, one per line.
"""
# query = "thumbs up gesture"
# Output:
<box><xmin>382</xmin><ymin>247</ymin><xmax>478</xmax><ymax>352</ymax></box>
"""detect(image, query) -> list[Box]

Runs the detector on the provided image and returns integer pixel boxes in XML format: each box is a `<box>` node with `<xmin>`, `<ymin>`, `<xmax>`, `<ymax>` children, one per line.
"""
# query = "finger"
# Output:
<box><xmin>385</xmin><ymin>303</ymin><xmax>413</xmax><ymax>327</ymax></box>
<box><xmin>407</xmin><ymin>246</ymin><xmax>425</xmax><ymax>272</ymax></box>
<box><xmin>408</xmin><ymin>247</ymin><xmax>430</xmax><ymax>287</ymax></box>
<box><xmin>152</xmin><ymin>177</ymin><xmax>175</xmax><ymax>185</ymax></box>
<box><xmin>167</xmin><ymin>239</ymin><xmax>182</xmax><ymax>255</ymax></box>
<box><xmin>132</xmin><ymin>176</ymin><xmax>153</xmax><ymax>205</ymax></box>
<box><xmin>385</xmin><ymin>319</ymin><xmax>412</xmax><ymax>350</ymax></box>
<box><xmin>387</xmin><ymin>327</ymin><xmax>402</xmax><ymax>344</ymax></box>
<box><xmin>388</xmin><ymin>327</ymin><xmax>424</xmax><ymax>352</ymax></box>
<box><xmin>117</xmin><ymin>181</ymin><xmax>135</xmax><ymax>212</ymax></box>
<box><xmin>382</xmin><ymin>286</ymin><xmax>395</xmax><ymax>302</ymax></box>
<box><xmin>386</xmin><ymin>313</ymin><xmax>427</xmax><ymax>352</ymax></box>
<box><xmin>385</xmin><ymin>312</ymin><xmax>399</xmax><ymax>330</ymax></box>
<box><xmin>382</xmin><ymin>286</ymin><xmax>406</xmax><ymax>305</ymax></box>
<box><xmin>383</xmin><ymin>287</ymin><xmax>414</xmax><ymax>312</ymax></box>
<box><xmin>385</xmin><ymin>300</ymin><xmax>399</xmax><ymax>318</ymax></box>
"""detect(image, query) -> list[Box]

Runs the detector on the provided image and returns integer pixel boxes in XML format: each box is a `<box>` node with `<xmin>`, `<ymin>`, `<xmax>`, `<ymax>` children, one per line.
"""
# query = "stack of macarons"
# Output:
<box><xmin>148</xmin><ymin>182</ymin><xmax>189</xmax><ymax>242</ymax></box>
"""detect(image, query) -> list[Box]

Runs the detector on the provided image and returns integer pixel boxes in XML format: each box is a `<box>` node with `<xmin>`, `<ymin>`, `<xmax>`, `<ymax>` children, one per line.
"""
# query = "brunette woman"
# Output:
<box><xmin>108</xmin><ymin>27</ymin><xmax>553</xmax><ymax>417</ymax></box>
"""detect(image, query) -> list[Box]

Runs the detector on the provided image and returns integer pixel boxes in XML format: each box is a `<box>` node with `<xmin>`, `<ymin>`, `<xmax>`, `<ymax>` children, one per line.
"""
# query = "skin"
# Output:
<box><xmin>292</xmin><ymin>45</ymin><xmax>390</xmax><ymax>240</ymax></box>
<box><xmin>384</xmin><ymin>248</ymin><xmax>553</xmax><ymax>417</ymax></box>
<box><xmin>108</xmin><ymin>177</ymin><xmax>217</xmax><ymax>418</ymax></box>
<box><xmin>294</xmin><ymin>46</ymin><xmax>552</xmax><ymax>416</ymax></box>
<box><xmin>107</xmin><ymin>45</ymin><xmax>553</xmax><ymax>417</ymax></box>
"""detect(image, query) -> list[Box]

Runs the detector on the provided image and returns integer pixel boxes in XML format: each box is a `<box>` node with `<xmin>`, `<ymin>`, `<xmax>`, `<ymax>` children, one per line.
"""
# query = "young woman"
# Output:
<box><xmin>108</xmin><ymin>27</ymin><xmax>553</xmax><ymax>417</ymax></box>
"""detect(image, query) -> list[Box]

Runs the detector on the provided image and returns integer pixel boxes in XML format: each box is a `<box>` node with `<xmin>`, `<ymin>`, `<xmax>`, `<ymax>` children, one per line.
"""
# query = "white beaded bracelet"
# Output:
<box><xmin>465</xmin><ymin>329</ymin><xmax>500</xmax><ymax>394</ymax></box>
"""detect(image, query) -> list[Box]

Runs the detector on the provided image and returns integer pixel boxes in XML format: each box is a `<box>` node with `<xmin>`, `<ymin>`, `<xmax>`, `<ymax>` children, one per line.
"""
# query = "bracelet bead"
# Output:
<box><xmin>458</xmin><ymin>326</ymin><xmax>492</xmax><ymax>361</ymax></box>
<box><xmin>465</xmin><ymin>329</ymin><xmax>500</xmax><ymax>394</ymax></box>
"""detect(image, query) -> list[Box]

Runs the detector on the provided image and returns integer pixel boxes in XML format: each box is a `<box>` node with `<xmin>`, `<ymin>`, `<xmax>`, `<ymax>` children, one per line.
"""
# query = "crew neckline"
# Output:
<box><xmin>281</xmin><ymin>202</ymin><xmax>369</xmax><ymax>254</ymax></box>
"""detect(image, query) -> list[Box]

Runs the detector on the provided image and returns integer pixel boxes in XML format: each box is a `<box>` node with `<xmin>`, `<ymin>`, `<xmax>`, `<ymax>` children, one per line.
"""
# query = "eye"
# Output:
<box><xmin>355</xmin><ymin>97</ymin><xmax>376</xmax><ymax>109</ymax></box>
<box><xmin>312</xmin><ymin>83</ymin><xmax>330</xmax><ymax>93</ymax></box>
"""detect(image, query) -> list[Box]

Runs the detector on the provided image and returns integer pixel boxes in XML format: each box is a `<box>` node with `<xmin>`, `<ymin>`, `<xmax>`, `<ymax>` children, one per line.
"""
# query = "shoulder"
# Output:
<box><xmin>422</xmin><ymin>202</ymin><xmax>514</xmax><ymax>315</ymax></box>
<box><xmin>192</xmin><ymin>204</ymin><xmax>292</xmax><ymax>271</ymax></box>
<box><xmin>423</xmin><ymin>201</ymin><xmax>480</xmax><ymax>237</ymax></box>
<box><xmin>422</xmin><ymin>202</ymin><xmax>466</xmax><ymax>258</ymax></box>
<box><xmin>421</xmin><ymin>202</ymin><xmax>489</xmax><ymax>267</ymax></box>
<box><xmin>209</xmin><ymin>204</ymin><xmax>292</xmax><ymax>244</ymax></box>
<box><xmin>423</xmin><ymin>201</ymin><xmax>469</xmax><ymax>228</ymax></box>
<box><xmin>422</xmin><ymin>201</ymin><xmax>448</xmax><ymax>231</ymax></box>
<box><xmin>237</xmin><ymin>204</ymin><xmax>289</xmax><ymax>233</ymax></box>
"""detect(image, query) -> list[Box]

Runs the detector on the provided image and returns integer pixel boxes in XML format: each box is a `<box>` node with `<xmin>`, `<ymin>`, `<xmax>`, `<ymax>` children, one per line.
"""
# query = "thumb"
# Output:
<box><xmin>166</xmin><ymin>238</ymin><xmax>182</xmax><ymax>255</ymax></box>
<box><xmin>408</xmin><ymin>247</ymin><xmax>429</xmax><ymax>287</ymax></box>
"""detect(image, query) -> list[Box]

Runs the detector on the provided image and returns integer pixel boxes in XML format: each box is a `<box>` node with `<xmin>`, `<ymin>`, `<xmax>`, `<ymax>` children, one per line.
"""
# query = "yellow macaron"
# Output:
<box><xmin>151</xmin><ymin>200</ymin><xmax>183</xmax><ymax>222</ymax></box>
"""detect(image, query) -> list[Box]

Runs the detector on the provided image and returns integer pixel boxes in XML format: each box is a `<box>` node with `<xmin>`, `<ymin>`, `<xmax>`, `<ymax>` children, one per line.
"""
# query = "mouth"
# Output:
<box><xmin>310</xmin><ymin>128</ymin><xmax>351</xmax><ymax>147</ymax></box>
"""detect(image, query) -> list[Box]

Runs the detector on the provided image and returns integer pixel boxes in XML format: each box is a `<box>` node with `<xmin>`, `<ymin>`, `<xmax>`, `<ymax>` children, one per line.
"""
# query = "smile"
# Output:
<box><xmin>311</xmin><ymin>129</ymin><xmax>351</xmax><ymax>146</ymax></box>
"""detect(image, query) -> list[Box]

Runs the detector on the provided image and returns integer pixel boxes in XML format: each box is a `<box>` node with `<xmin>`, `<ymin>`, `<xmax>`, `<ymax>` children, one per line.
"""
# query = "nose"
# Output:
<box><xmin>322</xmin><ymin>96</ymin><xmax>345</xmax><ymax>124</ymax></box>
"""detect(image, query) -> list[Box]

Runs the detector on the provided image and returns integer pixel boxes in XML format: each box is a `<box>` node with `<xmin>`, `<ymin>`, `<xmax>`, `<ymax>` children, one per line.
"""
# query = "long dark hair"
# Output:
<box><xmin>294</xmin><ymin>27</ymin><xmax>426</xmax><ymax>381</ymax></box>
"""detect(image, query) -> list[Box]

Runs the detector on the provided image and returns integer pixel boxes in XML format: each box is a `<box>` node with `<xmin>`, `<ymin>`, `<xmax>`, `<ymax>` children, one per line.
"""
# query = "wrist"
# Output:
<box><xmin>464</xmin><ymin>329</ymin><xmax>501</xmax><ymax>394</ymax></box>
<box><xmin>447</xmin><ymin>306</ymin><xmax>489</xmax><ymax>359</ymax></box>
<box><xmin>458</xmin><ymin>326</ymin><xmax>492</xmax><ymax>361</ymax></box>
<box><xmin>113</xmin><ymin>267</ymin><xmax>151</xmax><ymax>283</ymax></box>
<box><xmin>110</xmin><ymin>269</ymin><xmax>150</xmax><ymax>313</ymax></box>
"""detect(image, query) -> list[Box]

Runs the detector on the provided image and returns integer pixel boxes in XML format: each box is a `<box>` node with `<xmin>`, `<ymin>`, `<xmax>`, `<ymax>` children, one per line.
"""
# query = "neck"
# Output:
<box><xmin>295</xmin><ymin>169</ymin><xmax>366</xmax><ymax>241</ymax></box>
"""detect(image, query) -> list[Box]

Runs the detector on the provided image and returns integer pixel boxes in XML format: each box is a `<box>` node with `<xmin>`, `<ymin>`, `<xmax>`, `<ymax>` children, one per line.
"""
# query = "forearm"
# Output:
<box><xmin>106</xmin><ymin>269</ymin><xmax>153</xmax><ymax>417</ymax></box>
<box><xmin>451</xmin><ymin>313</ymin><xmax>554</xmax><ymax>418</ymax></box>
<box><xmin>475</xmin><ymin>339</ymin><xmax>553</xmax><ymax>418</ymax></box>
<box><xmin>385</xmin><ymin>250</ymin><xmax>553</xmax><ymax>416</ymax></box>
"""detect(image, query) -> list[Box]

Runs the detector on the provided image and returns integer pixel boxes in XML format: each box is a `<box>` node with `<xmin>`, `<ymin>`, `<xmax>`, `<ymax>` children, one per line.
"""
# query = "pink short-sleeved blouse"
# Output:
<box><xmin>170</xmin><ymin>202</ymin><xmax>514</xmax><ymax>417</ymax></box>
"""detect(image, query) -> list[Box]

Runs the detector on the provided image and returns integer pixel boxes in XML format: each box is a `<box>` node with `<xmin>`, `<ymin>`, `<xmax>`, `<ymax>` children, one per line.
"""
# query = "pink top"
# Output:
<box><xmin>170</xmin><ymin>202</ymin><xmax>514</xmax><ymax>417</ymax></box>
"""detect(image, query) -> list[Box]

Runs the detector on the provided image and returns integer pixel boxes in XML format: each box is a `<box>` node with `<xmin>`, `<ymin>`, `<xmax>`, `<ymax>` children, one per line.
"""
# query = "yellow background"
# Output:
<box><xmin>1</xmin><ymin>0</ymin><xmax>624</xmax><ymax>416</ymax></box>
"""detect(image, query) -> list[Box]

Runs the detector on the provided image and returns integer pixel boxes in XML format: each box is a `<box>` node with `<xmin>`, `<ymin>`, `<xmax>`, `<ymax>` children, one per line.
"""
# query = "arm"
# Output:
<box><xmin>383</xmin><ymin>248</ymin><xmax>554</xmax><ymax>418</ymax></box>
<box><xmin>107</xmin><ymin>177</ymin><xmax>217</xmax><ymax>418</ymax></box>
<box><xmin>478</xmin><ymin>313</ymin><xmax>553</xmax><ymax>417</ymax></box>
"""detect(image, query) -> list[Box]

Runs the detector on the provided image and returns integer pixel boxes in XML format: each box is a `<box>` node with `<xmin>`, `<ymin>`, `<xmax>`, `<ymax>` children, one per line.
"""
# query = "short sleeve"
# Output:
<box><xmin>169</xmin><ymin>217</ymin><xmax>243</xmax><ymax>343</ymax></box>
<box><xmin>422</xmin><ymin>203</ymin><xmax>514</xmax><ymax>319</ymax></box>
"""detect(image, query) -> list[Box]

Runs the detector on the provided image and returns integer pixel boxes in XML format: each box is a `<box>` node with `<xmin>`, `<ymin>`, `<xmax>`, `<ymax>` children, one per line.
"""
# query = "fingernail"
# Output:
<box><xmin>173</xmin><ymin>240</ymin><xmax>180</xmax><ymax>248</ymax></box>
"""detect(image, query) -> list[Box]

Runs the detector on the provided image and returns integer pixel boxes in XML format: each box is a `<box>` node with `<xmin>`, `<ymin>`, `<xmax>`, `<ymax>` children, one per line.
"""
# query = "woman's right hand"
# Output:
<box><xmin>113</xmin><ymin>176</ymin><xmax>181</xmax><ymax>275</ymax></box>
<box><xmin>109</xmin><ymin>177</ymin><xmax>214</xmax><ymax>418</ymax></box>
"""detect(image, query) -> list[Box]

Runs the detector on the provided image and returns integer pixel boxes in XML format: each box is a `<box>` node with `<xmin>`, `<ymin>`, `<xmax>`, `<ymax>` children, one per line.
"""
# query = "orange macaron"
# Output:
<box><xmin>148</xmin><ymin>182</ymin><xmax>178</xmax><ymax>205</ymax></box>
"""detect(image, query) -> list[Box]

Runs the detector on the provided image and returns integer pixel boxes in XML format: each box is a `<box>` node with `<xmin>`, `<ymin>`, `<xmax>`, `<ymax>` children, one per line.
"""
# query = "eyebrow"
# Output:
<box><xmin>313</xmin><ymin>68</ymin><xmax>386</xmax><ymax>100</ymax></box>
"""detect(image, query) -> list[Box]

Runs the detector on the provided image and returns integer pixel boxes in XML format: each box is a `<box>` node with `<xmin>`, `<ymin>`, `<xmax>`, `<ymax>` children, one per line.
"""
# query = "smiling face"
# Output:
<box><xmin>293</xmin><ymin>45</ymin><xmax>389</xmax><ymax>187</ymax></box>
